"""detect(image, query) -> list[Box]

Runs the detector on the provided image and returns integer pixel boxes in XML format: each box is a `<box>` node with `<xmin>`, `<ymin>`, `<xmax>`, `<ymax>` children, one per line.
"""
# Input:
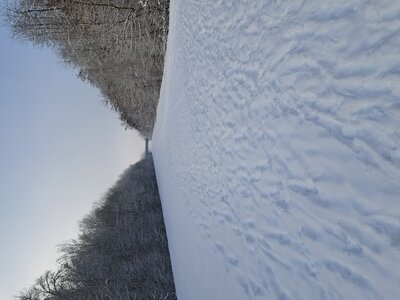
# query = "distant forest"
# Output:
<box><xmin>5</xmin><ymin>0</ymin><xmax>169</xmax><ymax>137</ymax></box>
<box><xmin>18</xmin><ymin>156</ymin><xmax>176</xmax><ymax>300</ymax></box>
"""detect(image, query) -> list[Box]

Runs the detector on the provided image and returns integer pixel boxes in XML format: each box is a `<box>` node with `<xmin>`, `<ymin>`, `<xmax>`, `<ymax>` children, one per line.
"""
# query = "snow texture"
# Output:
<box><xmin>152</xmin><ymin>1</ymin><xmax>400</xmax><ymax>299</ymax></box>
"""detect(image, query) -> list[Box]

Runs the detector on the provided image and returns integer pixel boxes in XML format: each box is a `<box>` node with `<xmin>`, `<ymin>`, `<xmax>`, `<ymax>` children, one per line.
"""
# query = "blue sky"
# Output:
<box><xmin>0</xmin><ymin>12</ymin><xmax>144</xmax><ymax>299</ymax></box>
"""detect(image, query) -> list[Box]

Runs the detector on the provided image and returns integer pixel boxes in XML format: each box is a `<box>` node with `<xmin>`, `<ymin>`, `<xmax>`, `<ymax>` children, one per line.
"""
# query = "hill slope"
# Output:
<box><xmin>152</xmin><ymin>1</ymin><xmax>400</xmax><ymax>299</ymax></box>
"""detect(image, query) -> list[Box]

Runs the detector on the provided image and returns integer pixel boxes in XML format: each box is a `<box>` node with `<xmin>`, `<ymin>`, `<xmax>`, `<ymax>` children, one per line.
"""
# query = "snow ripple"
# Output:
<box><xmin>153</xmin><ymin>0</ymin><xmax>400</xmax><ymax>299</ymax></box>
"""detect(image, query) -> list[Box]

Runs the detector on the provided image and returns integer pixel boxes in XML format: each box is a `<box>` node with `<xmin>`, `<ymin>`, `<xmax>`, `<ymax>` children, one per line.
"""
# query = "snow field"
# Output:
<box><xmin>153</xmin><ymin>1</ymin><xmax>400</xmax><ymax>299</ymax></box>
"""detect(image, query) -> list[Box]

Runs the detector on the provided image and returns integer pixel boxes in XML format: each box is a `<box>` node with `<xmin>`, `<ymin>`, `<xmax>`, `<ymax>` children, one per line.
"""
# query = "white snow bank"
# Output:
<box><xmin>153</xmin><ymin>0</ymin><xmax>400</xmax><ymax>299</ymax></box>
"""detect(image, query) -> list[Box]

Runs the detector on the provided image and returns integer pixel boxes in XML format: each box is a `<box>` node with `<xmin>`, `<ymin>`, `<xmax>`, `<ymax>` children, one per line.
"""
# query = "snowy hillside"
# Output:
<box><xmin>153</xmin><ymin>1</ymin><xmax>400</xmax><ymax>299</ymax></box>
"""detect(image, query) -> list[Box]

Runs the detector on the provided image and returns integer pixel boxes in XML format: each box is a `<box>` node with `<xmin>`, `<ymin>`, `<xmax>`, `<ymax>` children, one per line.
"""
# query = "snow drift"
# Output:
<box><xmin>153</xmin><ymin>1</ymin><xmax>400</xmax><ymax>299</ymax></box>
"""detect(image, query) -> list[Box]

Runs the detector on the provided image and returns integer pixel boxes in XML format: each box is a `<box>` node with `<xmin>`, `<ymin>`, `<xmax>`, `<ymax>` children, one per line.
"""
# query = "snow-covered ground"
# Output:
<box><xmin>152</xmin><ymin>1</ymin><xmax>400</xmax><ymax>299</ymax></box>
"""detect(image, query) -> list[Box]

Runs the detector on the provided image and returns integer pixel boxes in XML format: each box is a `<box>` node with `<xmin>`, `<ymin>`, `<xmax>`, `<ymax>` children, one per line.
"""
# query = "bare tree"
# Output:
<box><xmin>17</xmin><ymin>156</ymin><xmax>176</xmax><ymax>300</ymax></box>
<box><xmin>5</xmin><ymin>0</ymin><xmax>169</xmax><ymax>136</ymax></box>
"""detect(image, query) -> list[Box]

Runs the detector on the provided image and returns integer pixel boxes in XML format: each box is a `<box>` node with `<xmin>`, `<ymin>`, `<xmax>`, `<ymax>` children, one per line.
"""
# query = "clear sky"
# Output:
<box><xmin>0</xmin><ymin>10</ymin><xmax>144</xmax><ymax>299</ymax></box>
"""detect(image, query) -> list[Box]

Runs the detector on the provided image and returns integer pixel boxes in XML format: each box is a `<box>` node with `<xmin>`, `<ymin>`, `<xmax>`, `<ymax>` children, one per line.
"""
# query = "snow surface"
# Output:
<box><xmin>152</xmin><ymin>1</ymin><xmax>400</xmax><ymax>299</ymax></box>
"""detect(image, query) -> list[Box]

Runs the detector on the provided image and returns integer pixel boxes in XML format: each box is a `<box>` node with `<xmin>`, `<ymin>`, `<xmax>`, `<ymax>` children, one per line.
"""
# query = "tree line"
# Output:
<box><xmin>5</xmin><ymin>0</ymin><xmax>169</xmax><ymax>137</ymax></box>
<box><xmin>18</xmin><ymin>156</ymin><xmax>176</xmax><ymax>300</ymax></box>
